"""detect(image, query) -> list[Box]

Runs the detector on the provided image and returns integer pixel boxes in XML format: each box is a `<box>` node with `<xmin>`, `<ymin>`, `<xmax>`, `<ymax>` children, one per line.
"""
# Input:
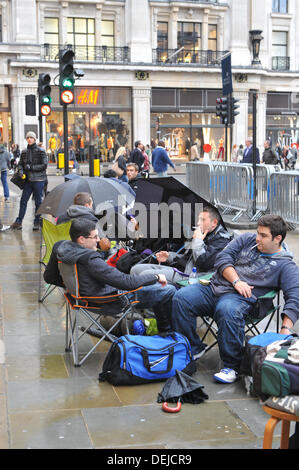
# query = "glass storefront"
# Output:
<box><xmin>46</xmin><ymin>86</ymin><xmax>131</xmax><ymax>161</ymax></box>
<box><xmin>266</xmin><ymin>114</ymin><xmax>299</xmax><ymax>146</ymax></box>
<box><xmin>151</xmin><ymin>112</ymin><xmax>225</xmax><ymax>160</ymax></box>
<box><xmin>0</xmin><ymin>87</ymin><xmax>11</xmax><ymax>145</ymax></box>
<box><xmin>151</xmin><ymin>88</ymin><xmax>225</xmax><ymax>160</ymax></box>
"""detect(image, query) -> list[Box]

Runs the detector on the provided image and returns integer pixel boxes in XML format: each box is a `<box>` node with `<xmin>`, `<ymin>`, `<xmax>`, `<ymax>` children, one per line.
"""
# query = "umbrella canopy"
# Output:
<box><xmin>131</xmin><ymin>177</ymin><xmax>226</xmax><ymax>243</ymax></box>
<box><xmin>157</xmin><ymin>369</ymin><xmax>209</xmax><ymax>405</ymax></box>
<box><xmin>37</xmin><ymin>176</ymin><xmax>135</xmax><ymax>217</ymax></box>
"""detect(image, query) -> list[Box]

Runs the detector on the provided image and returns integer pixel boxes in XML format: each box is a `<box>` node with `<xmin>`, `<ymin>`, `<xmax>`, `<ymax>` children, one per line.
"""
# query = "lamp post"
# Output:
<box><xmin>249</xmin><ymin>30</ymin><xmax>263</xmax><ymax>65</ymax></box>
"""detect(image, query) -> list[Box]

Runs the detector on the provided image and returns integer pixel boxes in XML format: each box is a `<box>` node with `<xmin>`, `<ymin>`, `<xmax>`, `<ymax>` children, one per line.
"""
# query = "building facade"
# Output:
<box><xmin>1</xmin><ymin>0</ymin><xmax>299</xmax><ymax>160</ymax></box>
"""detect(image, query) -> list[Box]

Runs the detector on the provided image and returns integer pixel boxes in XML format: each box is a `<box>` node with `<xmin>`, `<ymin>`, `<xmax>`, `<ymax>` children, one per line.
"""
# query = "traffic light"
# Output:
<box><xmin>230</xmin><ymin>97</ymin><xmax>240</xmax><ymax>124</ymax></box>
<box><xmin>38</xmin><ymin>73</ymin><xmax>51</xmax><ymax>116</ymax></box>
<box><xmin>25</xmin><ymin>95</ymin><xmax>36</xmax><ymax>116</ymax></box>
<box><xmin>216</xmin><ymin>97</ymin><xmax>229</xmax><ymax>125</ymax></box>
<box><xmin>59</xmin><ymin>48</ymin><xmax>75</xmax><ymax>105</ymax></box>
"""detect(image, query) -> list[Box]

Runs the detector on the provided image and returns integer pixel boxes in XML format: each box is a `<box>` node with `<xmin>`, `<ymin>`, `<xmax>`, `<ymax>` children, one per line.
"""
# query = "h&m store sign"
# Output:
<box><xmin>53</xmin><ymin>86</ymin><xmax>102</xmax><ymax>108</ymax></box>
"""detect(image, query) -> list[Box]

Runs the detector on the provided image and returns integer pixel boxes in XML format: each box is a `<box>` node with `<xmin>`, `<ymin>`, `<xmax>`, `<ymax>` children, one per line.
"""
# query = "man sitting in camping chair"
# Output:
<box><xmin>44</xmin><ymin>218</ymin><xmax>176</xmax><ymax>335</ymax></box>
<box><xmin>172</xmin><ymin>215</ymin><xmax>299</xmax><ymax>384</ymax></box>
<box><xmin>130</xmin><ymin>207</ymin><xmax>232</xmax><ymax>284</ymax></box>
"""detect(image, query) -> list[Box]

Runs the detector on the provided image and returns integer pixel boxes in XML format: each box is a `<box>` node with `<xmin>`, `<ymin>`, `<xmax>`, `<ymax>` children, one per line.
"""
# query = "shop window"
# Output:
<box><xmin>0</xmin><ymin>15</ymin><xmax>2</xmax><ymax>43</ymax></box>
<box><xmin>208</xmin><ymin>25</ymin><xmax>217</xmax><ymax>51</ymax></box>
<box><xmin>267</xmin><ymin>92</ymin><xmax>289</xmax><ymax>109</ymax></box>
<box><xmin>157</xmin><ymin>22</ymin><xmax>168</xmax><ymax>50</ymax></box>
<box><xmin>180</xmin><ymin>89</ymin><xmax>203</xmax><ymax>108</ymax></box>
<box><xmin>152</xmin><ymin>89</ymin><xmax>176</xmax><ymax>108</ymax></box>
<box><xmin>272</xmin><ymin>0</ymin><xmax>288</xmax><ymax>13</ymax></box>
<box><xmin>67</xmin><ymin>17</ymin><xmax>95</xmax><ymax>60</ymax></box>
<box><xmin>177</xmin><ymin>22</ymin><xmax>201</xmax><ymax>54</ymax></box>
<box><xmin>101</xmin><ymin>20</ymin><xmax>114</xmax><ymax>47</ymax></box>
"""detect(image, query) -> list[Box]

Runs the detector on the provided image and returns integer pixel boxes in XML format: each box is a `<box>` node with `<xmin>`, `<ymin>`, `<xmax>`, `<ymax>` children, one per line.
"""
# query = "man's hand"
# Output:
<box><xmin>233</xmin><ymin>280</ymin><xmax>254</xmax><ymax>298</ymax></box>
<box><xmin>99</xmin><ymin>237</ymin><xmax>111</xmax><ymax>251</ymax></box>
<box><xmin>156</xmin><ymin>251</ymin><xmax>169</xmax><ymax>264</ymax></box>
<box><xmin>193</xmin><ymin>227</ymin><xmax>208</xmax><ymax>240</ymax></box>
<box><xmin>157</xmin><ymin>274</ymin><xmax>167</xmax><ymax>287</ymax></box>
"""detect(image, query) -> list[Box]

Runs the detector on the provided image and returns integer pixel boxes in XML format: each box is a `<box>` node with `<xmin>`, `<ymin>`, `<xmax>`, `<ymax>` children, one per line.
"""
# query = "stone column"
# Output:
<box><xmin>60</xmin><ymin>2</ymin><xmax>69</xmax><ymax>45</ymax></box>
<box><xmin>169</xmin><ymin>7</ymin><xmax>179</xmax><ymax>50</ymax></box>
<box><xmin>256</xmin><ymin>92</ymin><xmax>267</xmax><ymax>150</ymax></box>
<box><xmin>132</xmin><ymin>87</ymin><xmax>151</xmax><ymax>146</ymax></box>
<box><xmin>13</xmin><ymin>0</ymin><xmax>37</xmax><ymax>43</ymax></box>
<box><xmin>126</xmin><ymin>0</ymin><xmax>151</xmax><ymax>62</ymax></box>
<box><xmin>232</xmin><ymin>91</ymin><xmax>249</xmax><ymax>148</ymax></box>
<box><xmin>201</xmin><ymin>10</ymin><xmax>209</xmax><ymax>51</ymax></box>
<box><xmin>10</xmin><ymin>85</ymin><xmax>39</xmax><ymax>147</ymax></box>
<box><xmin>95</xmin><ymin>4</ymin><xmax>102</xmax><ymax>46</ymax></box>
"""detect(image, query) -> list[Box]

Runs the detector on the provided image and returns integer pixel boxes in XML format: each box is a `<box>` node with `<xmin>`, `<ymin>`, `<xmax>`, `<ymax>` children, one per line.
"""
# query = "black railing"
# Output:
<box><xmin>272</xmin><ymin>56</ymin><xmax>290</xmax><ymax>71</ymax></box>
<box><xmin>41</xmin><ymin>44</ymin><xmax>130</xmax><ymax>64</ymax></box>
<box><xmin>153</xmin><ymin>48</ymin><xmax>228</xmax><ymax>65</ymax></box>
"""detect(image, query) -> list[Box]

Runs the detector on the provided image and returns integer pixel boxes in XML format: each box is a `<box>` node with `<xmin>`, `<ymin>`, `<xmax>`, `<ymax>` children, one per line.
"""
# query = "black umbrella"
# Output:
<box><xmin>37</xmin><ymin>176</ymin><xmax>135</xmax><ymax>217</ymax></box>
<box><xmin>131</xmin><ymin>177</ymin><xmax>225</xmax><ymax>246</ymax></box>
<box><xmin>157</xmin><ymin>369</ymin><xmax>209</xmax><ymax>406</ymax></box>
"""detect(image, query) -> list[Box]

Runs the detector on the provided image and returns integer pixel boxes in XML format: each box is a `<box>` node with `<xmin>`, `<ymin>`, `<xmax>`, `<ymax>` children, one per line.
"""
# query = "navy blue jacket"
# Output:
<box><xmin>241</xmin><ymin>145</ymin><xmax>260</xmax><ymax>164</ymax></box>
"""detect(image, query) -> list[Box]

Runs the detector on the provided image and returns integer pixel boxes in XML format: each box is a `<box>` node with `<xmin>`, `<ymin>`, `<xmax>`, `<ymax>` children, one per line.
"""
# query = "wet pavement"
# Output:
<box><xmin>0</xmin><ymin>173</ymin><xmax>298</xmax><ymax>451</ymax></box>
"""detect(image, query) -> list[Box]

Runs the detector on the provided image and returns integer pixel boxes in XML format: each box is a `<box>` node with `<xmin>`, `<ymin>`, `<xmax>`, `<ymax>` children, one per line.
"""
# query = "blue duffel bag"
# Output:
<box><xmin>99</xmin><ymin>333</ymin><xmax>196</xmax><ymax>385</ymax></box>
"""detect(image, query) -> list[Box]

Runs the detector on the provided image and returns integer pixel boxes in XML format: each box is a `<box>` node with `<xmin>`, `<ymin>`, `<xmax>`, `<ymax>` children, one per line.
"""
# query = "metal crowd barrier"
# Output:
<box><xmin>269</xmin><ymin>171</ymin><xmax>299</xmax><ymax>226</ymax></box>
<box><xmin>186</xmin><ymin>161</ymin><xmax>283</xmax><ymax>222</ymax></box>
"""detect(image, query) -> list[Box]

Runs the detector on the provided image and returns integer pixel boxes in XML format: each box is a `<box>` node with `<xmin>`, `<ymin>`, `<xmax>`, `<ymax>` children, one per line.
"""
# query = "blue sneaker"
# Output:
<box><xmin>213</xmin><ymin>368</ymin><xmax>238</xmax><ymax>384</ymax></box>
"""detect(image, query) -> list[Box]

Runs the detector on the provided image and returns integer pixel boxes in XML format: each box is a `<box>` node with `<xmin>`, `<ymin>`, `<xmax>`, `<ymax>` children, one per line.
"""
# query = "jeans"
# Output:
<box><xmin>16</xmin><ymin>180</ymin><xmax>45</xmax><ymax>224</ymax></box>
<box><xmin>1</xmin><ymin>170</ymin><xmax>9</xmax><ymax>198</ymax></box>
<box><xmin>172</xmin><ymin>284</ymin><xmax>255</xmax><ymax>371</ymax></box>
<box><xmin>128</xmin><ymin>283</ymin><xmax>176</xmax><ymax>333</ymax></box>
<box><xmin>156</xmin><ymin>171</ymin><xmax>168</xmax><ymax>177</ymax></box>
<box><xmin>131</xmin><ymin>263</ymin><xmax>188</xmax><ymax>284</ymax></box>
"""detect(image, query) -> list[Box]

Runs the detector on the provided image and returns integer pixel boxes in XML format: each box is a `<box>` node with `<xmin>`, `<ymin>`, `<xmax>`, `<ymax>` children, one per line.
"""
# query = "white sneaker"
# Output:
<box><xmin>213</xmin><ymin>368</ymin><xmax>238</xmax><ymax>384</ymax></box>
<box><xmin>0</xmin><ymin>225</ymin><xmax>10</xmax><ymax>232</ymax></box>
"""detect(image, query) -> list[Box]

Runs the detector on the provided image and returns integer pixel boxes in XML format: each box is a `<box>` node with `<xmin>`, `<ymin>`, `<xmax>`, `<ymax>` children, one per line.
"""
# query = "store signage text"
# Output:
<box><xmin>77</xmin><ymin>88</ymin><xmax>100</xmax><ymax>106</ymax></box>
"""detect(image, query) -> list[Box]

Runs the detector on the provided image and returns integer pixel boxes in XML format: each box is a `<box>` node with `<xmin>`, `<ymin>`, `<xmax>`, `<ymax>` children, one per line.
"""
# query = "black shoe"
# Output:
<box><xmin>10</xmin><ymin>221</ymin><xmax>22</xmax><ymax>230</ymax></box>
<box><xmin>33</xmin><ymin>222</ymin><xmax>40</xmax><ymax>231</ymax></box>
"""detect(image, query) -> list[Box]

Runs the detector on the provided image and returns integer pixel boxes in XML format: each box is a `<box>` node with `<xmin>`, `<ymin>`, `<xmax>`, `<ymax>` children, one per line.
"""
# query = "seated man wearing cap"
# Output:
<box><xmin>11</xmin><ymin>131</ymin><xmax>48</xmax><ymax>231</ymax></box>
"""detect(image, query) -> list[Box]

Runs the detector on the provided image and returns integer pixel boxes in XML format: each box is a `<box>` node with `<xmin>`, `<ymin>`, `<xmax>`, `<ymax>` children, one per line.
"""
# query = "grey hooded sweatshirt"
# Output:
<box><xmin>210</xmin><ymin>232</ymin><xmax>299</xmax><ymax>325</ymax></box>
<box><xmin>47</xmin><ymin>240</ymin><xmax>159</xmax><ymax>298</ymax></box>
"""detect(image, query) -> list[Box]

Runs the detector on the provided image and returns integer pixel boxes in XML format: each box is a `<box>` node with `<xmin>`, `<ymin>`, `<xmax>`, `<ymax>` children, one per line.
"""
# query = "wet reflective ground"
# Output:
<box><xmin>0</xmin><ymin>177</ymin><xmax>298</xmax><ymax>449</ymax></box>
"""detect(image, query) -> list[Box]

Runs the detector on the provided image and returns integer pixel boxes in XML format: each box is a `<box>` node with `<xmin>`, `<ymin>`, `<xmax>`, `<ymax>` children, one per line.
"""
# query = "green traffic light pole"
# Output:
<box><xmin>63</xmin><ymin>103</ymin><xmax>69</xmax><ymax>175</ymax></box>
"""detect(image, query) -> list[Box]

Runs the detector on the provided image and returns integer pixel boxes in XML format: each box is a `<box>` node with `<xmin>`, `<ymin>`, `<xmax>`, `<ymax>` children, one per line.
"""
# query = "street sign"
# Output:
<box><xmin>61</xmin><ymin>90</ymin><xmax>74</xmax><ymax>104</ymax></box>
<box><xmin>40</xmin><ymin>104</ymin><xmax>51</xmax><ymax>116</ymax></box>
<box><xmin>221</xmin><ymin>54</ymin><xmax>233</xmax><ymax>96</ymax></box>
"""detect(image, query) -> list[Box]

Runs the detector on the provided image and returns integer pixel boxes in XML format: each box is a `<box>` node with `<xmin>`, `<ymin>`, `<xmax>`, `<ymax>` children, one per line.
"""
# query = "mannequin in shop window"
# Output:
<box><xmin>217</xmin><ymin>137</ymin><xmax>224</xmax><ymax>160</ymax></box>
<box><xmin>100</xmin><ymin>133</ymin><xmax>108</xmax><ymax>162</ymax></box>
<box><xmin>77</xmin><ymin>135</ymin><xmax>85</xmax><ymax>162</ymax></box>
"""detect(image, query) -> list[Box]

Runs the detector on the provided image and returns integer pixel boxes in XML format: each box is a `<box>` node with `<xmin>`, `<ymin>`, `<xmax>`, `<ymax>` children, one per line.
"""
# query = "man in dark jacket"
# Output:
<box><xmin>241</xmin><ymin>137</ymin><xmax>260</xmax><ymax>164</ymax></box>
<box><xmin>129</xmin><ymin>141</ymin><xmax>145</xmax><ymax>171</ymax></box>
<box><xmin>172</xmin><ymin>214</ymin><xmax>299</xmax><ymax>383</ymax></box>
<box><xmin>262</xmin><ymin>140</ymin><xmax>279</xmax><ymax>165</ymax></box>
<box><xmin>10</xmin><ymin>131</ymin><xmax>48</xmax><ymax>231</ymax></box>
<box><xmin>131</xmin><ymin>207</ymin><xmax>232</xmax><ymax>283</ymax></box>
<box><xmin>44</xmin><ymin>219</ymin><xmax>176</xmax><ymax>334</ymax></box>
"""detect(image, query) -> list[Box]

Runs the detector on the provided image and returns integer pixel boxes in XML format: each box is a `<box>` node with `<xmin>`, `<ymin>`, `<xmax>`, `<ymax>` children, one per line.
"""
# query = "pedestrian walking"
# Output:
<box><xmin>152</xmin><ymin>140</ymin><xmax>176</xmax><ymax>176</ymax></box>
<box><xmin>0</xmin><ymin>143</ymin><xmax>11</xmax><ymax>201</ymax></box>
<box><xmin>262</xmin><ymin>140</ymin><xmax>279</xmax><ymax>165</ymax></box>
<box><xmin>129</xmin><ymin>141</ymin><xmax>145</xmax><ymax>171</ymax></box>
<box><xmin>10</xmin><ymin>131</ymin><xmax>48</xmax><ymax>231</ymax></box>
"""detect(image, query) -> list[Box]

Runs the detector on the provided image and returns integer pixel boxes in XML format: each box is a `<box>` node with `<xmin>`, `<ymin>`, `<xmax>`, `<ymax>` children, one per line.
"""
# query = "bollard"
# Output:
<box><xmin>94</xmin><ymin>159</ymin><xmax>100</xmax><ymax>176</ymax></box>
<box><xmin>89</xmin><ymin>145</ymin><xmax>95</xmax><ymax>177</ymax></box>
